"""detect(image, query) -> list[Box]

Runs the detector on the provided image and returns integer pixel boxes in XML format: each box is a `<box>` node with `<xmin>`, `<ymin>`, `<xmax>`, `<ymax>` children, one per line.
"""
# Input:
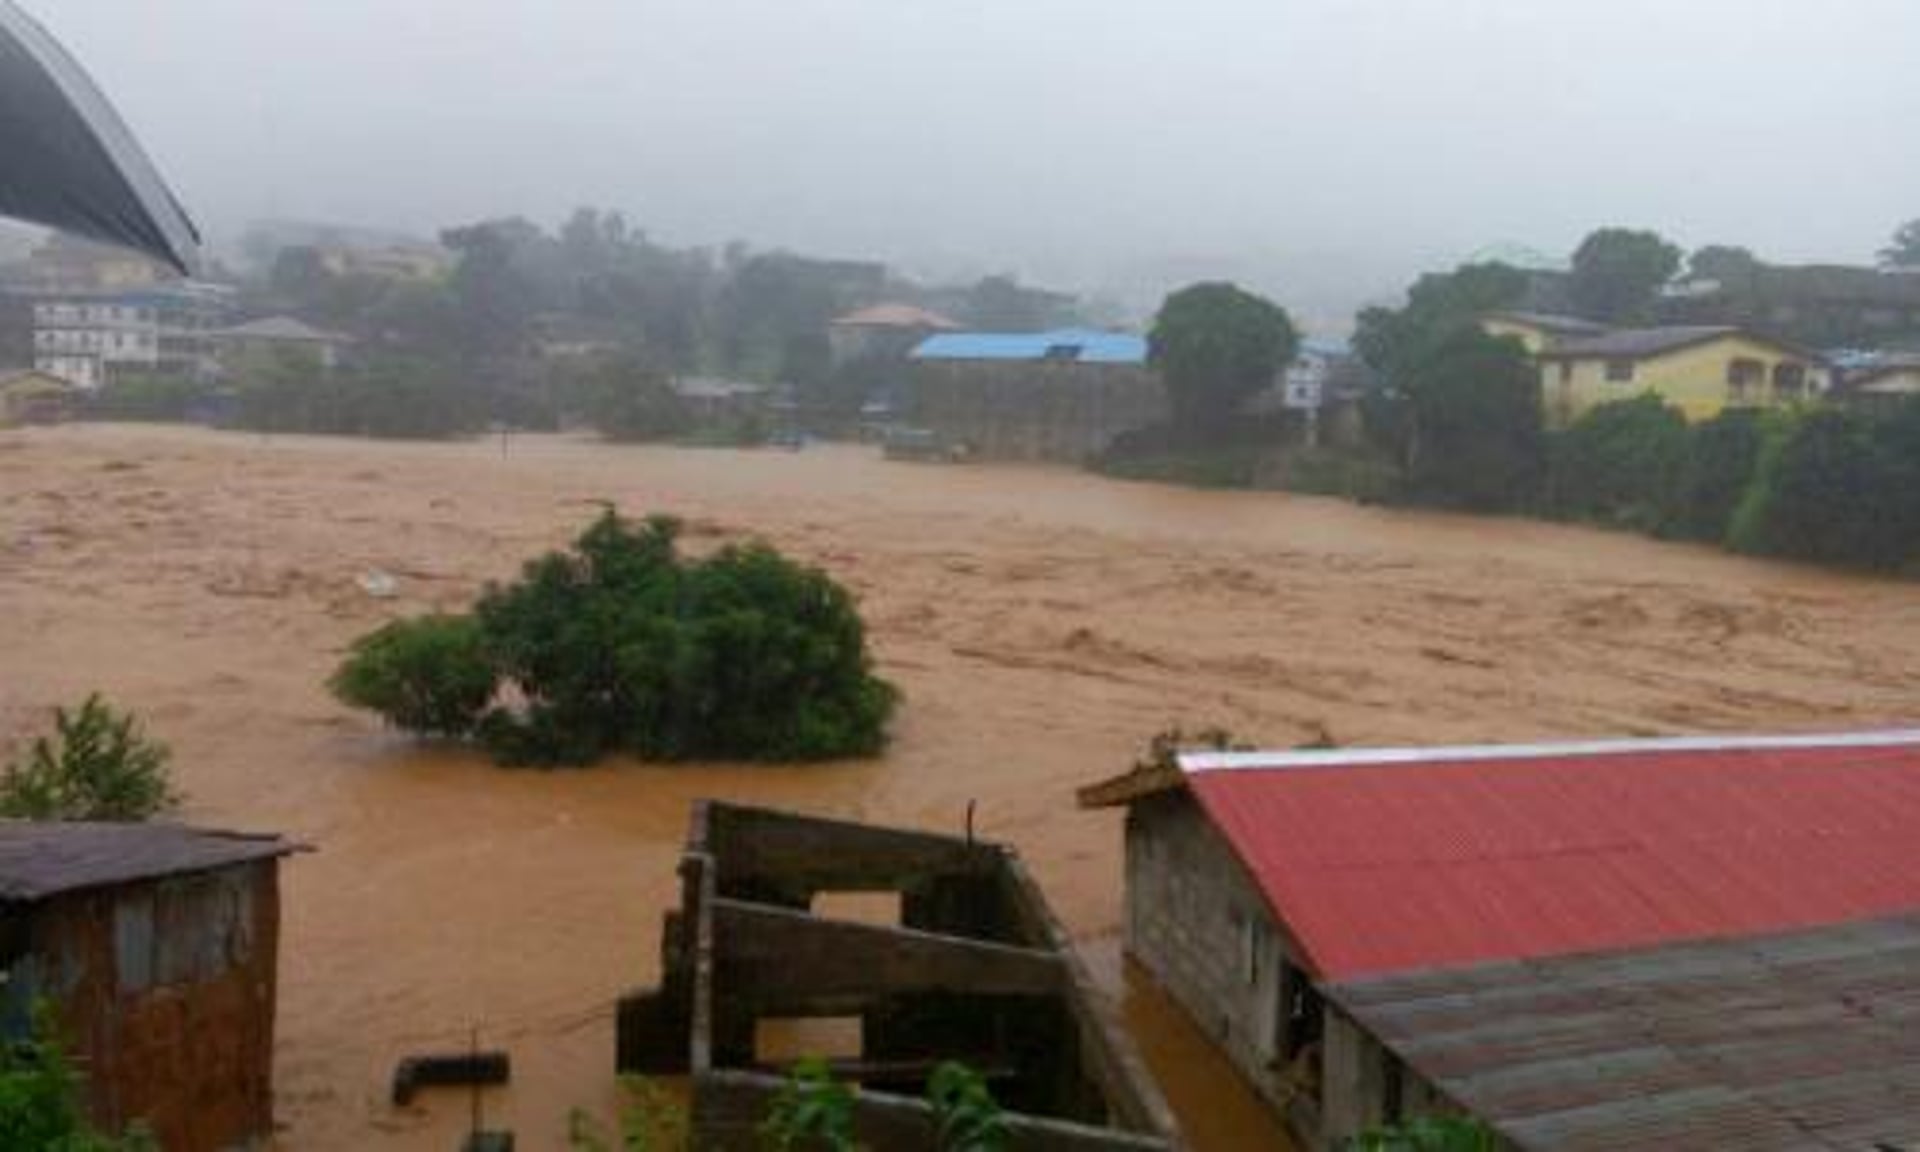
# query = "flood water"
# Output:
<box><xmin>5</xmin><ymin>425</ymin><xmax>1918</xmax><ymax>1149</ymax></box>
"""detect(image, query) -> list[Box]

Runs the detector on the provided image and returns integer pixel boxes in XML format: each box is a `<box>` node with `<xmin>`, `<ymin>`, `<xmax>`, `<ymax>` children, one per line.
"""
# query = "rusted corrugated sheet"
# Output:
<box><xmin>1180</xmin><ymin>731</ymin><xmax>1920</xmax><ymax>979</ymax></box>
<box><xmin>1330</xmin><ymin>913</ymin><xmax>1920</xmax><ymax>1150</ymax></box>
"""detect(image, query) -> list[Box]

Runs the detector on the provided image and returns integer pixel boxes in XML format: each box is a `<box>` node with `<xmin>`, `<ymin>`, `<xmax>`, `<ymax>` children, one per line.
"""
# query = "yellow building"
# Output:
<box><xmin>1480</xmin><ymin>311</ymin><xmax>1610</xmax><ymax>356</ymax></box>
<box><xmin>1533</xmin><ymin>326</ymin><xmax>1828</xmax><ymax>426</ymax></box>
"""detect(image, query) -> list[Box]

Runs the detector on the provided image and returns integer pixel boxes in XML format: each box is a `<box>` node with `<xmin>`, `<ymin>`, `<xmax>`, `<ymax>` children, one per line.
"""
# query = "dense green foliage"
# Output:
<box><xmin>1568</xmin><ymin>227</ymin><xmax>1682</xmax><ymax>323</ymax></box>
<box><xmin>329</xmin><ymin>616</ymin><xmax>498</xmax><ymax>738</ymax></box>
<box><xmin>1400</xmin><ymin>329</ymin><xmax>1542</xmax><ymax>511</ymax></box>
<box><xmin>1665</xmin><ymin>408</ymin><xmax>1768</xmax><ymax>542</ymax></box>
<box><xmin>1352</xmin><ymin>262</ymin><xmax>1528</xmax><ymax>386</ymax></box>
<box><xmin>83</xmin><ymin>372</ymin><xmax>215</xmax><ymax>423</ymax></box>
<box><xmin>563</xmin><ymin>352</ymin><xmax>691</xmax><ymax>442</ymax></box>
<box><xmin>1883</xmin><ymin>218</ymin><xmax>1920</xmax><ymax>268</ymax></box>
<box><xmin>0</xmin><ymin>696</ymin><xmax>179</xmax><ymax>822</ymax></box>
<box><xmin>1727</xmin><ymin>406</ymin><xmax>1920</xmax><ymax>570</ymax></box>
<box><xmin>331</xmin><ymin>511</ymin><xmax>895</xmax><ymax>767</ymax></box>
<box><xmin>232</xmin><ymin>349</ymin><xmax>478</xmax><ymax>439</ymax></box>
<box><xmin>1346</xmin><ymin>1115</ymin><xmax>1497</xmax><ymax>1151</ymax></box>
<box><xmin>0</xmin><ymin>1006</ymin><xmax>155</xmax><ymax>1151</ymax></box>
<box><xmin>1546</xmin><ymin>393</ymin><xmax>1690</xmax><ymax>530</ymax></box>
<box><xmin>1149</xmin><ymin>282</ymin><xmax>1300</xmax><ymax>433</ymax></box>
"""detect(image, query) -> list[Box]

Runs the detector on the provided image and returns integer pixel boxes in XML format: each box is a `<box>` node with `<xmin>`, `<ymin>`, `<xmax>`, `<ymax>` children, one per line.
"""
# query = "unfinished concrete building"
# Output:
<box><xmin>619</xmin><ymin>801</ymin><xmax>1180</xmax><ymax>1151</ymax></box>
<box><xmin>1083</xmin><ymin>730</ymin><xmax>1920</xmax><ymax>1150</ymax></box>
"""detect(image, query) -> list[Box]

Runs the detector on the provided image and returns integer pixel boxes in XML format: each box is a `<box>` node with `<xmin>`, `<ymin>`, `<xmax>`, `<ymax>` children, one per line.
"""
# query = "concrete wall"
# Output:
<box><xmin>1123</xmin><ymin>792</ymin><xmax>1449</xmax><ymax>1150</ymax></box>
<box><xmin>5</xmin><ymin>861</ymin><xmax>283</xmax><ymax>1151</ymax></box>
<box><xmin>908</xmin><ymin>360</ymin><xmax>1166</xmax><ymax>463</ymax></box>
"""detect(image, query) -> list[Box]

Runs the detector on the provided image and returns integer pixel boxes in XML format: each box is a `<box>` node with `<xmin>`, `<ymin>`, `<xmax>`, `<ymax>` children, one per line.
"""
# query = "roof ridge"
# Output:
<box><xmin>1180</xmin><ymin>727</ymin><xmax>1920</xmax><ymax>774</ymax></box>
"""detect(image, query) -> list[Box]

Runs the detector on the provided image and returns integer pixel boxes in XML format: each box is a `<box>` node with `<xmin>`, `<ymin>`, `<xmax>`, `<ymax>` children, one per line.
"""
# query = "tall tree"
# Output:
<box><xmin>1352</xmin><ymin>261</ymin><xmax>1529</xmax><ymax>386</ymax></box>
<box><xmin>1687</xmin><ymin>244</ymin><xmax>1760</xmax><ymax>284</ymax></box>
<box><xmin>1881</xmin><ymin>219</ymin><xmax>1920</xmax><ymax>269</ymax></box>
<box><xmin>1402</xmin><ymin>328</ymin><xmax>1542</xmax><ymax>511</ymax></box>
<box><xmin>1148</xmin><ymin>282</ymin><xmax>1300</xmax><ymax>433</ymax></box>
<box><xmin>1568</xmin><ymin>228</ymin><xmax>1682</xmax><ymax>323</ymax></box>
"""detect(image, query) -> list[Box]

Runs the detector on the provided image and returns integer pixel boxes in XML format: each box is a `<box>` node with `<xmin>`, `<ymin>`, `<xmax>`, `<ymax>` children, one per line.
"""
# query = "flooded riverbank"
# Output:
<box><xmin>4</xmin><ymin>424</ymin><xmax>1917</xmax><ymax>1148</ymax></box>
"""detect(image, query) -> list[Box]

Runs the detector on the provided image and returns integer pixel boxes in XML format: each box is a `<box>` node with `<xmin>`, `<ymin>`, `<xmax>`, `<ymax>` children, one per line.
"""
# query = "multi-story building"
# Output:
<box><xmin>32</xmin><ymin>281</ymin><xmax>233</xmax><ymax>390</ymax></box>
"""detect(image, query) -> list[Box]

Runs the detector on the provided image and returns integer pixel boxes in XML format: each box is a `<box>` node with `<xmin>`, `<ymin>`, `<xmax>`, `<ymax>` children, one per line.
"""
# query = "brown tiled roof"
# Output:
<box><xmin>0</xmin><ymin>821</ymin><xmax>302</xmax><ymax>901</ymax></box>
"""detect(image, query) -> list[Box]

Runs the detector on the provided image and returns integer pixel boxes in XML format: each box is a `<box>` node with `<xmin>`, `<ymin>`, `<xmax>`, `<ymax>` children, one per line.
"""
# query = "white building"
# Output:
<box><xmin>1280</xmin><ymin>338</ymin><xmax>1350</xmax><ymax>411</ymax></box>
<box><xmin>32</xmin><ymin>282</ymin><xmax>232</xmax><ymax>390</ymax></box>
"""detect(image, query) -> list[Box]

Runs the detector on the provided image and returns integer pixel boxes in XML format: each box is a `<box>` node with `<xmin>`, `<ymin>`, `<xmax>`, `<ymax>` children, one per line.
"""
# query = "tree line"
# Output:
<box><xmin>92</xmin><ymin>207</ymin><xmax>1090</xmax><ymax>440</ymax></box>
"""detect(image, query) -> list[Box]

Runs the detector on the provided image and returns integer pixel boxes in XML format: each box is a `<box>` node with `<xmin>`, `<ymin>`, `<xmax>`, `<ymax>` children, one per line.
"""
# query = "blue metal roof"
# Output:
<box><xmin>910</xmin><ymin>328</ymin><xmax>1148</xmax><ymax>365</ymax></box>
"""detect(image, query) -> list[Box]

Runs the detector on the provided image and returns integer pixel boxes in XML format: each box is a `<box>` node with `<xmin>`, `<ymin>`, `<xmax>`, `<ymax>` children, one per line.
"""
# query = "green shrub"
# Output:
<box><xmin>759</xmin><ymin>1057</ymin><xmax>858</xmax><ymax>1152</ymax></box>
<box><xmin>566</xmin><ymin>1076</ymin><xmax>688</xmax><ymax>1152</ymax></box>
<box><xmin>0</xmin><ymin>696</ymin><xmax>179</xmax><ymax>822</ymax></box>
<box><xmin>1666</xmin><ymin>408</ymin><xmax>1767</xmax><ymax>542</ymax></box>
<box><xmin>333</xmin><ymin>512</ymin><xmax>895</xmax><ymax>767</ymax></box>
<box><xmin>1546</xmin><ymin>394</ymin><xmax>1688</xmax><ymax>531</ymax></box>
<box><xmin>0</xmin><ymin>1005</ymin><xmax>156</xmax><ymax>1151</ymax></box>
<box><xmin>926</xmin><ymin>1062</ymin><xmax>1009</xmax><ymax>1152</ymax></box>
<box><xmin>1728</xmin><ymin>408</ymin><xmax>1911</xmax><ymax>569</ymax></box>
<box><xmin>328</xmin><ymin>615</ymin><xmax>497</xmax><ymax>738</ymax></box>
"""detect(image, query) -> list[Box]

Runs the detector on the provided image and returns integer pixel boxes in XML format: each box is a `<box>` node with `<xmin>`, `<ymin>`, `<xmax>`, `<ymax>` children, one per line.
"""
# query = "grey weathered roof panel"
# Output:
<box><xmin>1330</xmin><ymin>912</ymin><xmax>1920</xmax><ymax>1150</ymax></box>
<box><xmin>0</xmin><ymin>820</ymin><xmax>300</xmax><ymax>901</ymax></box>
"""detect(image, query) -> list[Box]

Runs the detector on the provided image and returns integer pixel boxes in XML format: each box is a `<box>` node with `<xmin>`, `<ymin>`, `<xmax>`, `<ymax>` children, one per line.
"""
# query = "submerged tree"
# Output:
<box><xmin>331</xmin><ymin>511</ymin><xmax>897</xmax><ymax>767</ymax></box>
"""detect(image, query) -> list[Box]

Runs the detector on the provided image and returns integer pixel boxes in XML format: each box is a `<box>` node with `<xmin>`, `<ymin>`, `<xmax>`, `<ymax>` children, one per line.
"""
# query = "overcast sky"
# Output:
<box><xmin>32</xmin><ymin>0</ymin><xmax>1920</xmax><ymax>325</ymax></box>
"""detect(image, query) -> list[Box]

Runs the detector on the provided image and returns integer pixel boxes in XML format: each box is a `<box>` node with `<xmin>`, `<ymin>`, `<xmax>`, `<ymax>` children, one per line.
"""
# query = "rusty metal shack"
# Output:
<box><xmin>0</xmin><ymin>821</ymin><xmax>300</xmax><ymax>1151</ymax></box>
<box><xmin>619</xmin><ymin>801</ymin><xmax>1181</xmax><ymax>1151</ymax></box>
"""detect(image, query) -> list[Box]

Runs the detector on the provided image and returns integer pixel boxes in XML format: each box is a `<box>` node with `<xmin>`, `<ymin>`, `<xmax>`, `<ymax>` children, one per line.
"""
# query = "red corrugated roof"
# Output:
<box><xmin>1181</xmin><ymin>732</ymin><xmax>1920</xmax><ymax>981</ymax></box>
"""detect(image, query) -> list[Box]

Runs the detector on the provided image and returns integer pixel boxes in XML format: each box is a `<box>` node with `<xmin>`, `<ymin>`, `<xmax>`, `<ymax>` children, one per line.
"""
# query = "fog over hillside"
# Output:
<box><xmin>34</xmin><ymin>0</ymin><xmax>1920</xmax><ymax>324</ymax></box>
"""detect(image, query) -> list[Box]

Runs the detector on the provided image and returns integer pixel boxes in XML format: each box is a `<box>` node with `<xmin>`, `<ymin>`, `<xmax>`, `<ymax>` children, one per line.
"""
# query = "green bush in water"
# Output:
<box><xmin>332</xmin><ymin>511</ymin><xmax>896</xmax><ymax>767</ymax></box>
<box><xmin>329</xmin><ymin>615</ymin><xmax>498</xmax><ymax>738</ymax></box>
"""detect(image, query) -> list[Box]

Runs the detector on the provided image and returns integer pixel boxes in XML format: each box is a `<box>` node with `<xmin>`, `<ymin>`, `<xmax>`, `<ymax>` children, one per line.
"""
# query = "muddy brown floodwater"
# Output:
<box><xmin>4</xmin><ymin>424</ymin><xmax>1920</xmax><ymax>1150</ymax></box>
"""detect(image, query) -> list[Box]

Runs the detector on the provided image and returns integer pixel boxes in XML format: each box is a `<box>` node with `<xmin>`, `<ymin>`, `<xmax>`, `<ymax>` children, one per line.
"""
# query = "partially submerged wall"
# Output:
<box><xmin>620</xmin><ymin>802</ymin><xmax>1181</xmax><ymax>1150</ymax></box>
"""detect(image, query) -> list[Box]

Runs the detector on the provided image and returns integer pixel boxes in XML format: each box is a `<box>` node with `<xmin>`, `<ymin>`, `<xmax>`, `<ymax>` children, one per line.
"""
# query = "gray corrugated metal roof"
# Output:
<box><xmin>0</xmin><ymin>821</ymin><xmax>300</xmax><ymax>901</ymax></box>
<box><xmin>1330</xmin><ymin>912</ymin><xmax>1920</xmax><ymax>1150</ymax></box>
<box><xmin>1540</xmin><ymin>326</ymin><xmax>1740</xmax><ymax>360</ymax></box>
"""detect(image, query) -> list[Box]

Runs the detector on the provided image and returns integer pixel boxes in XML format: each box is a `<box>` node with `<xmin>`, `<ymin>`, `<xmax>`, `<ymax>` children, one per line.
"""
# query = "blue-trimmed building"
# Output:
<box><xmin>906</xmin><ymin>328</ymin><xmax>1164</xmax><ymax>462</ymax></box>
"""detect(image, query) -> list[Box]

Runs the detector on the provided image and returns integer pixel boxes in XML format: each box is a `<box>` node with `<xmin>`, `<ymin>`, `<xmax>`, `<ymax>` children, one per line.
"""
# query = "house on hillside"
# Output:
<box><xmin>31</xmin><ymin>281</ymin><xmax>234</xmax><ymax>391</ymax></box>
<box><xmin>0</xmin><ymin>368</ymin><xmax>80</xmax><ymax>425</ymax></box>
<box><xmin>0</xmin><ymin>821</ymin><xmax>302</xmax><ymax>1152</ymax></box>
<box><xmin>828</xmin><ymin>303</ymin><xmax>960</xmax><ymax>366</ymax></box>
<box><xmin>1081</xmin><ymin>730</ymin><xmax>1920</xmax><ymax>1150</ymax></box>
<box><xmin>1536</xmin><ymin>326</ymin><xmax>1830</xmax><ymax>425</ymax></box>
<box><xmin>210</xmin><ymin>316</ymin><xmax>353</xmax><ymax>373</ymax></box>
<box><xmin>906</xmin><ymin>328</ymin><xmax>1165</xmax><ymax>462</ymax></box>
<box><xmin>1835</xmin><ymin>353</ymin><xmax>1920</xmax><ymax>415</ymax></box>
